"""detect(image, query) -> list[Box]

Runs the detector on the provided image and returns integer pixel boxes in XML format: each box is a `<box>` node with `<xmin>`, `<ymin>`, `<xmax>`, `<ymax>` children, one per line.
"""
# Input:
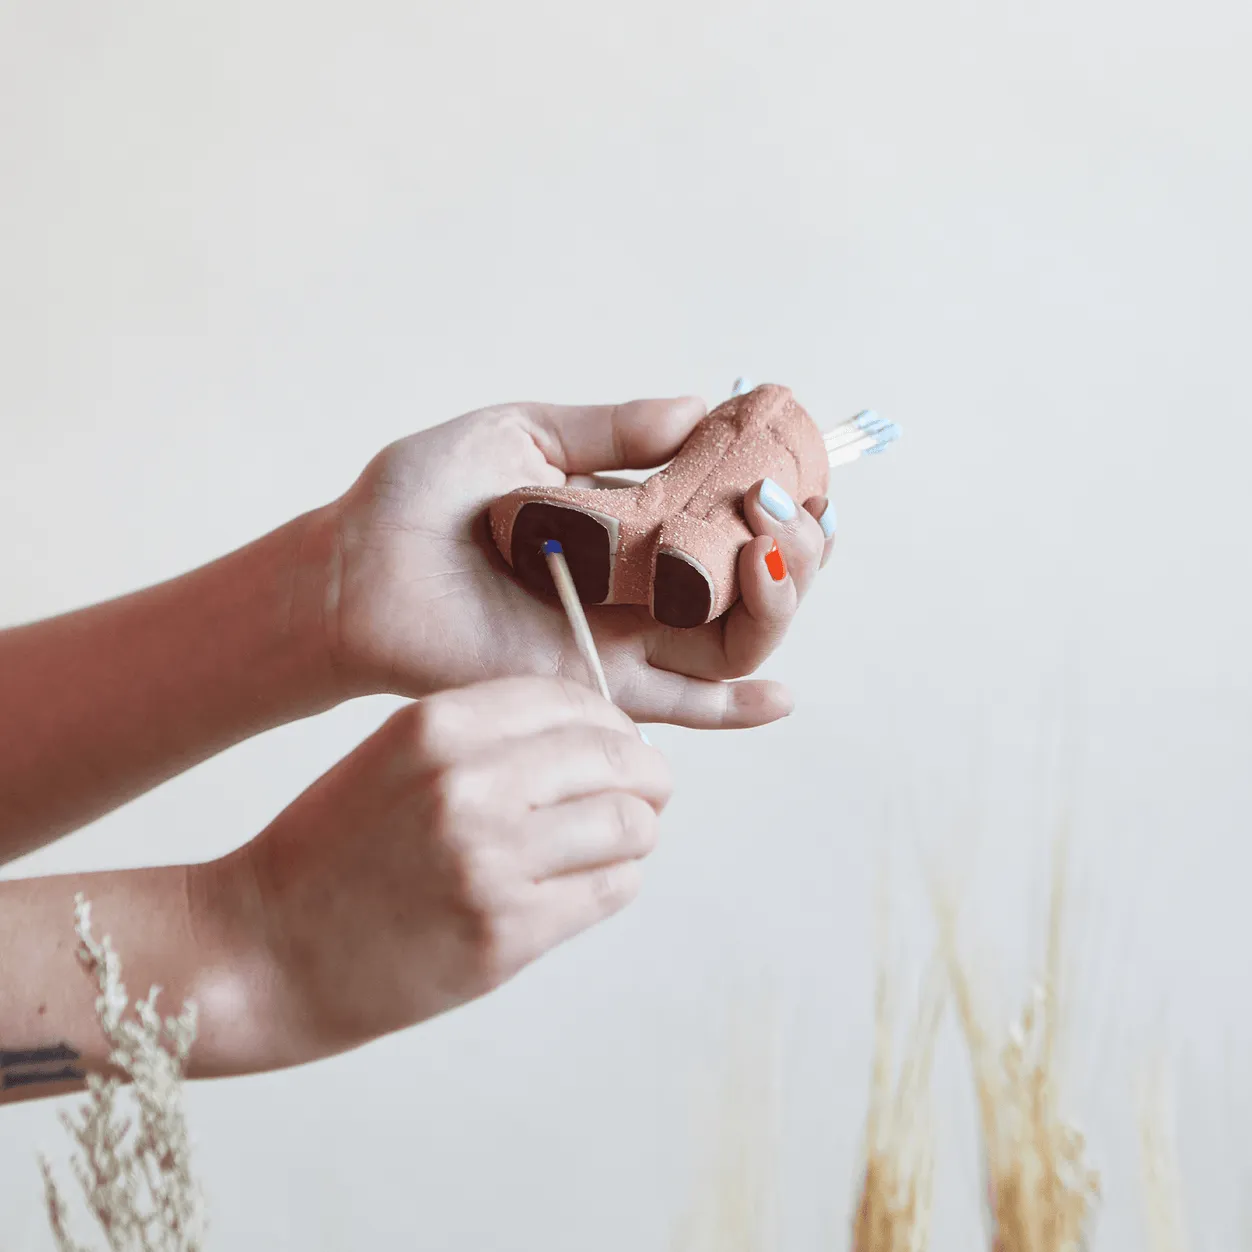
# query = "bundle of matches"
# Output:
<box><xmin>936</xmin><ymin>851</ymin><xmax>1101</xmax><ymax>1252</ymax></box>
<box><xmin>727</xmin><ymin>377</ymin><xmax>901</xmax><ymax>473</ymax></box>
<box><xmin>823</xmin><ymin>410</ymin><xmax>902</xmax><ymax>470</ymax></box>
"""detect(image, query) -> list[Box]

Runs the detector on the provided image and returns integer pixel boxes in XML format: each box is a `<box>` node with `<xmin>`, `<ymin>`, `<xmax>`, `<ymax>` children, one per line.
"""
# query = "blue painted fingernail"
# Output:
<box><xmin>758</xmin><ymin>478</ymin><xmax>796</xmax><ymax>522</ymax></box>
<box><xmin>818</xmin><ymin>501</ymin><xmax>837</xmax><ymax>538</ymax></box>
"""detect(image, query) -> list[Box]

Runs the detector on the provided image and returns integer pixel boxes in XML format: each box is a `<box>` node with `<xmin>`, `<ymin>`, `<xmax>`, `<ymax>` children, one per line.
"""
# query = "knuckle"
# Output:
<box><xmin>721</xmin><ymin>654</ymin><xmax>757</xmax><ymax>680</ymax></box>
<box><xmin>612</xmin><ymin>794</ymin><xmax>659</xmax><ymax>856</ymax></box>
<box><xmin>652</xmin><ymin>755</ymin><xmax>675</xmax><ymax>808</ymax></box>
<box><xmin>463</xmin><ymin>911</ymin><xmax>514</xmax><ymax>991</ymax></box>
<box><xmin>595</xmin><ymin>728</ymin><xmax>632</xmax><ymax>775</ymax></box>
<box><xmin>447</xmin><ymin>854</ymin><xmax>518</xmax><ymax>986</ymax></box>
<box><xmin>556</xmin><ymin>675</ymin><xmax>604</xmax><ymax>716</ymax></box>
<box><xmin>543</xmin><ymin>674</ymin><xmax>614</xmax><ymax>724</ymax></box>
<box><xmin>405</xmin><ymin>696</ymin><xmax>457</xmax><ymax>761</ymax></box>
<box><xmin>426</xmin><ymin>762</ymin><xmax>484</xmax><ymax>827</ymax></box>
<box><xmin>590</xmin><ymin>862</ymin><xmax>643</xmax><ymax>914</ymax></box>
<box><xmin>793</xmin><ymin>513</ymin><xmax>826</xmax><ymax>565</ymax></box>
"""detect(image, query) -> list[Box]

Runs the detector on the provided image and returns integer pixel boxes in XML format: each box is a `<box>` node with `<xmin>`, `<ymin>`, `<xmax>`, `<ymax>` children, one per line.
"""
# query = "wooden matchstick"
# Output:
<box><xmin>542</xmin><ymin>540</ymin><xmax>650</xmax><ymax>742</ymax></box>
<box><xmin>543</xmin><ymin>540</ymin><xmax>612</xmax><ymax>703</ymax></box>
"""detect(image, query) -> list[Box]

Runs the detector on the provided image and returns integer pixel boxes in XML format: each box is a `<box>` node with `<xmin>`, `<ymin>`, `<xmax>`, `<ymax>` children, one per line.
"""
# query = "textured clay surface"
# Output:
<box><xmin>489</xmin><ymin>383</ymin><xmax>829</xmax><ymax>627</ymax></box>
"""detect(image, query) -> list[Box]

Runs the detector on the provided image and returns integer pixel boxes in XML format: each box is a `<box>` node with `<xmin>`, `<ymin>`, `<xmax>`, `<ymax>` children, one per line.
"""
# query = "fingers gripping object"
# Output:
<box><xmin>488</xmin><ymin>381</ymin><xmax>900</xmax><ymax>629</ymax></box>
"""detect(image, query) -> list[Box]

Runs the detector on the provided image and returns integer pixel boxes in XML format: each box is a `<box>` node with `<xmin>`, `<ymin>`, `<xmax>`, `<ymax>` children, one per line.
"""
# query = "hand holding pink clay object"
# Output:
<box><xmin>488</xmin><ymin>380</ymin><xmax>900</xmax><ymax>628</ymax></box>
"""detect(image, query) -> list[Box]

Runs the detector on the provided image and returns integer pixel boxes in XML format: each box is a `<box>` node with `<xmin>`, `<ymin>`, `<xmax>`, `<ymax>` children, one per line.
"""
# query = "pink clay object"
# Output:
<box><xmin>488</xmin><ymin>383</ymin><xmax>828</xmax><ymax>629</ymax></box>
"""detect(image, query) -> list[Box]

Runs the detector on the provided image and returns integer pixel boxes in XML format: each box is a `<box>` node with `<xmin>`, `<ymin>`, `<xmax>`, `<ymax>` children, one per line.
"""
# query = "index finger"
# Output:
<box><xmin>412</xmin><ymin>676</ymin><xmax>638</xmax><ymax>765</ymax></box>
<box><xmin>490</xmin><ymin>724</ymin><xmax>673</xmax><ymax>812</ymax></box>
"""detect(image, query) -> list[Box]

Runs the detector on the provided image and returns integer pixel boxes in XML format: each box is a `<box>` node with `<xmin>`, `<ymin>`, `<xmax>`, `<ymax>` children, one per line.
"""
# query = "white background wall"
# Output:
<box><xmin>2</xmin><ymin>0</ymin><xmax>1250</xmax><ymax>1246</ymax></box>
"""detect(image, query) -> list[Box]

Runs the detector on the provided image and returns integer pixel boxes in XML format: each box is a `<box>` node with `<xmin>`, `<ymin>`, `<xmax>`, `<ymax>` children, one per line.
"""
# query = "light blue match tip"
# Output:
<box><xmin>731</xmin><ymin>376</ymin><xmax>753</xmax><ymax>397</ymax></box>
<box><xmin>542</xmin><ymin>539</ymin><xmax>564</xmax><ymax>555</ymax></box>
<box><xmin>865</xmin><ymin>430</ymin><xmax>902</xmax><ymax>455</ymax></box>
<box><xmin>854</xmin><ymin>408</ymin><xmax>880</xmax><ymax>429</ymax></box>
<box><xmin>865</xmin><ymin>427</ymin><xmax>900</xmax><ymax>455</ymax></box>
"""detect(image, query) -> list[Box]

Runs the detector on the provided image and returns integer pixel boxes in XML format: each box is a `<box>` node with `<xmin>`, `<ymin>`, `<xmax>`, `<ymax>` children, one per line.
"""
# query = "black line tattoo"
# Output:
<box><xmin>0</xmin><ymin>1041</ymin><xmax>85</xmax><ymax>1090</ymax></box>
<box><xmin>2</xmin><ymin>1064</ymin><xmax>85</xmax><ymax>1090</ymax></box>
<box><xmin>0</xmin><ymin>1043</ymin><xmax>79</xmax><ymax>1067</ymax></box>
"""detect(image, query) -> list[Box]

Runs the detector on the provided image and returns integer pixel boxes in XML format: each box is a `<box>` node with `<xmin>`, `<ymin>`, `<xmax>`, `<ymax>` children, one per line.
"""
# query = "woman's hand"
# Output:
<box><xmin>214</xmin><ymin>676</ymin><xmax>671</xmax><ymax>1065</ymax></box>
<box><xmin>317</xmin><ymin>396</ymin><xmax>831</xmax><ymax>729</ymax></box>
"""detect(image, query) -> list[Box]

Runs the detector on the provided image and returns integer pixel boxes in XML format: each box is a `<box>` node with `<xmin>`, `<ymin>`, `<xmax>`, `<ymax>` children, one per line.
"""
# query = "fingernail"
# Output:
<box><xmin>765</xmin><ymin>541</ymin><xmax>787</xmax><ymax>582</ymax></box>
<box><xmin>758</xmin><ymin>478</ymin><xmax>796</xmax><ymax>522</ymax></box>
<box><xmin>818</xmin><ymin>500</ymin><xmax>837</xmax><ymax>539</ymax></box>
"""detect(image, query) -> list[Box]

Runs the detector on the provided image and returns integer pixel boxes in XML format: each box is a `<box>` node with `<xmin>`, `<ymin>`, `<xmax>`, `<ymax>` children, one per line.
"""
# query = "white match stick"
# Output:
<box><xmin>826</xmin><ymin>448</ymin><xmax>876</xmax><ymax>470</ymax></box>
<box><xmin>823</xmin><ymin>410</ymin><xmax>889</xmax><ymax>448</ymax></box>
<box><xmin>824</xmin><ymin>412</ymin><xmax>901</xmax><ymax>466</ymax></box>
<box><xmin>543</xmin><ymin>540</ymin><xmax>650</xmax><ymax>742</ymax></box>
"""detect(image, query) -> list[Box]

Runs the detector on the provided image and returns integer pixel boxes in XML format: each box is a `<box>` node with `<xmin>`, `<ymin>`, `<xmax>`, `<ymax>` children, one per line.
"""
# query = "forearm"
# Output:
<box><xmin>0</xmin><ymin>861</ymin><xmax>283</xmax><ymax>1105</ymax></box>
<box><xmin>0</xmin><ymin>508</ymin><xmax>343</xmax><ymax>861</ymax></box>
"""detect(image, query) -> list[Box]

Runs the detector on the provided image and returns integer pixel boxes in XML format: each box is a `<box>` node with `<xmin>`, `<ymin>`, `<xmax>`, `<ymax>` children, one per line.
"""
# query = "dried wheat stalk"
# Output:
<box><xmin>670</xmin><ymin>1004</ymin><xmax>779</xmax><ymax>1252</ymax></box>
<box><xmin>1139</xmin><ymin>1066</ymin><xmax>1189</xmax><ymax>1252</ymax></box>
<box><xmin>39</xmin><ymin>893</ymin><xmax>206</xmax><ymax>1252</ymax></box>
<box><xmin>851</xmin><ymin>877</ymin><xmax>942</xmax><ymax>1252</ymax></box>
<box><xmin>937</xmin><ymin>847</ymin><xmax>1100</xmax><ymax>1252</ymax></box>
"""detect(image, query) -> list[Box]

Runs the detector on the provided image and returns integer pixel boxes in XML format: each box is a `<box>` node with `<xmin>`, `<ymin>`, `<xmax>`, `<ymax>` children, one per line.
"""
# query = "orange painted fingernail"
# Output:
<box><xmin>765</xmin><ymin>541</ymin><xmax>787</xmax><ymax>582</ymax></box>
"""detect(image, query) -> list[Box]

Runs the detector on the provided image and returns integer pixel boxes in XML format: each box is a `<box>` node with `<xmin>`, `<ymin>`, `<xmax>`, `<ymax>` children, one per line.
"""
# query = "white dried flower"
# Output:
<box><xmin>39</xmin><ymin>893</ymin><xmax>207</xmax><ymax>1251</ymax></box>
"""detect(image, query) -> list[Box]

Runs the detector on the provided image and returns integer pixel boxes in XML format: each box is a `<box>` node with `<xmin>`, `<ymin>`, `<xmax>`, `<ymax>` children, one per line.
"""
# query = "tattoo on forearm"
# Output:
<box><xmin>0</xmin><ymin>1042</ymin><xmax>85</xmax><ymax>1090</ymax></box>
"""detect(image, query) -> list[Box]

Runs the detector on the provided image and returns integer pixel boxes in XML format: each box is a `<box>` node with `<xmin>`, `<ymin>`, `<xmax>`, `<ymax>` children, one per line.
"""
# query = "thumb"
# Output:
<box><xmin>520</xmin><ymin>396</ymin><xmax>707</xmax><ymax>474</ymax></box>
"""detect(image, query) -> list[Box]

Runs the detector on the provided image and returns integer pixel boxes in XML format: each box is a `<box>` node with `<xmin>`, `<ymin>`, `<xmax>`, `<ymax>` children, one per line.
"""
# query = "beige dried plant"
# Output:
<box><xmin>39</xmin><ymin>893</ymin><xmax>206</xmax><ymax>1252</ymax></box>
<box><xmin>851</xmin><ymin>880</ymin><xmax>942</xmax><ymax>1252</ymax></box>
<box><xmin>1138</xmin><ymin>1066</ymin><xmax>1189</xmax><ymax>1252</ymax></box>
<box><xmin>937</xmin><ymin>845</ymin><xmax>1100</xmax><ymax>1252</ymax></box>
<box><xmin>670</xmin><ymin>1001</ymin><xmax>780</xmax><ymax>1252</ymax></box>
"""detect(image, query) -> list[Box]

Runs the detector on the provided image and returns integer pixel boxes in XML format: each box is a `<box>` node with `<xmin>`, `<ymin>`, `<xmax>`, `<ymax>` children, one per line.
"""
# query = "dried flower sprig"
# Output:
<box><xmin>39</xmin><ymin>893</ymin><xmax>207</xmax><ymax>1252</ymax></box>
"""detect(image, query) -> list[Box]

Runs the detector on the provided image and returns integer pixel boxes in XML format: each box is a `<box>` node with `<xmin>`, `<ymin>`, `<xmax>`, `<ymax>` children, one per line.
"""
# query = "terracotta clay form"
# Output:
<box><xmin>488</xmin><ymin>383</ymin><xmax>829</xmax><ymax>629</ymax></box>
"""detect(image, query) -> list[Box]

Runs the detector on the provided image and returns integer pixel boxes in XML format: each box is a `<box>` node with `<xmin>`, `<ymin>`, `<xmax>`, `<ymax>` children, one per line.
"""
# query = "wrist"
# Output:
<box><xmin>282</xmin><ymin>503</ymin><xmax>365</xmax><ymax>709</ymax></box>
<box><xmin>184</xmin><ymin>852</ymin><xmax>325</xmax><ymax>1077</ymax></box>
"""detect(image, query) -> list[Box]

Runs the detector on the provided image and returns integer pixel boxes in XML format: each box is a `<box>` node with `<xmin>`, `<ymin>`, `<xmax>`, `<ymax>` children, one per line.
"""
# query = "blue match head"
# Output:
<box><xmin>854</xmin><ymin>409</ymin><xmax>881</xmax><ymax>429</ymax></box>
<box><xmin>542</xmin><ymin>539</ymin><xmax>564</xmax><ymax>555</ymax></box>
<box><xmin>863</xmin><ymin>425</ymin><xmax>901</xmax><ymax>455</ymax></box>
